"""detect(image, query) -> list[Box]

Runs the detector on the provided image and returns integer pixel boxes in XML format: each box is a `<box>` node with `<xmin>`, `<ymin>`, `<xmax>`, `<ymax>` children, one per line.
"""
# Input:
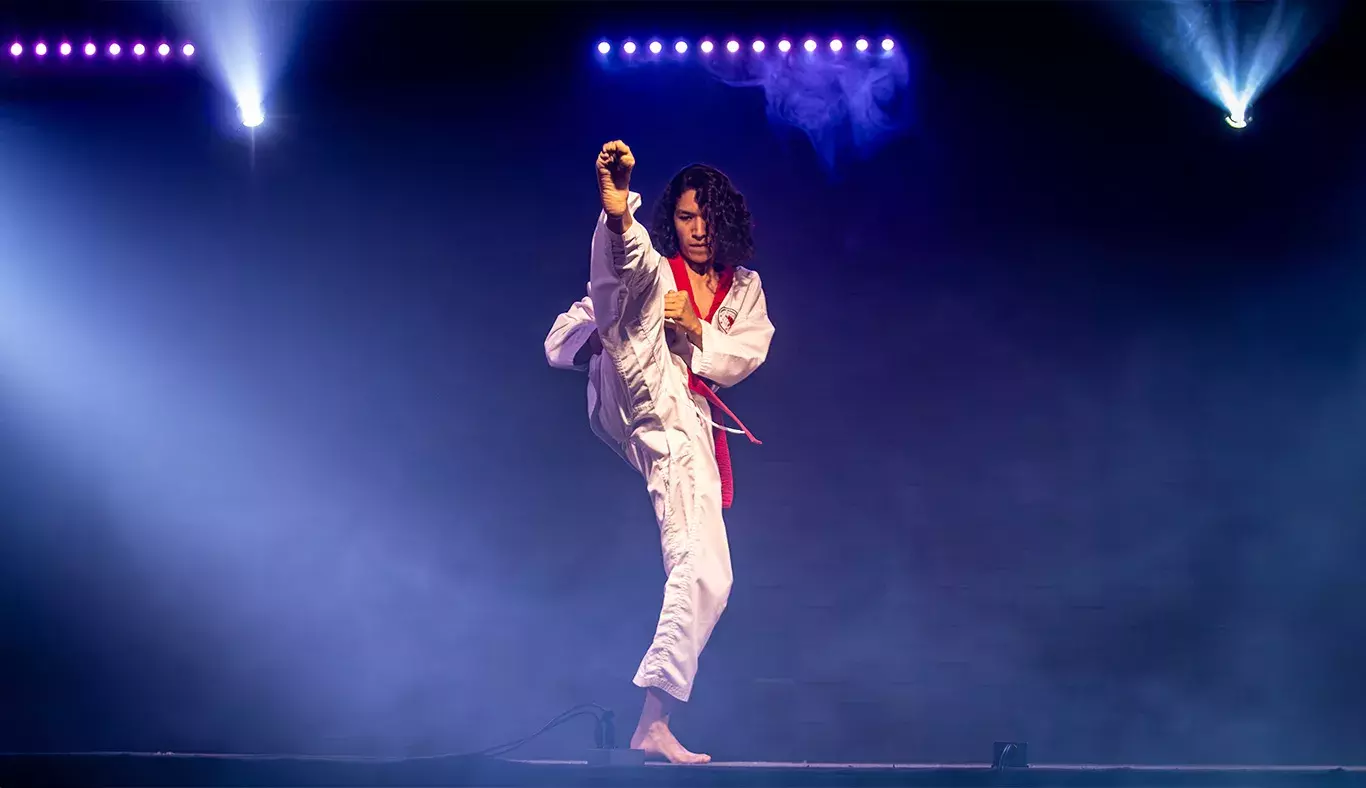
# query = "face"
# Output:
<box><xmin>673</xmin><ymin>189</ymin><xmax>711</xmax><ymax>266</ymax></box>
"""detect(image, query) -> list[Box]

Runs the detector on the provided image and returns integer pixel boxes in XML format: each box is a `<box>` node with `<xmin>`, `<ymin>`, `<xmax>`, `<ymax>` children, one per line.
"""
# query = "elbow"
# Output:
<box><xmin>712</xmin><ymin>362</ymin><xmax>762</xmax><ymax>389</ymax></box>
<box><xmin>544</xmin><ymin>335</ymin><xmax>572</xmax><ymax>370</ymax></box>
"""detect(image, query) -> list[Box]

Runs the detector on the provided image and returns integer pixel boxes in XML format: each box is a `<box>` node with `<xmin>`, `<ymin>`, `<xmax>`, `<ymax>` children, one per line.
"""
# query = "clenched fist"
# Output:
<box><xmin>596</xmin><ymin>140</ymin><xmax>635</xmax><ymax>218</ymax></box>
<box><xmin>664</xmin><ymin>290</ymin><xmax>703</xmax><ymax>344</ymax></box>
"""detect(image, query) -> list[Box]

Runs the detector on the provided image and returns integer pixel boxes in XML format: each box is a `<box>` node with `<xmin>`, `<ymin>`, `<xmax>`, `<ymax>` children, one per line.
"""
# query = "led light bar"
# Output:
<box><xmin>595</xmin><ymin>36</ymin><xmax>894</xmax><ymax>58</ymax></box>
<box><xmin>6</xmin><ymin>38</ymin><xmax>195</xmax><ymax>62</ymax></box>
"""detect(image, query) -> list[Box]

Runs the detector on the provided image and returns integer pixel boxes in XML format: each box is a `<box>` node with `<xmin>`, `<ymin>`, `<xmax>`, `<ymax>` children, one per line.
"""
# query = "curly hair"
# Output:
<box><xmin>649</xmin><ymin>164</ymin><xmax>755</xmax><ymax>271</ymax></box>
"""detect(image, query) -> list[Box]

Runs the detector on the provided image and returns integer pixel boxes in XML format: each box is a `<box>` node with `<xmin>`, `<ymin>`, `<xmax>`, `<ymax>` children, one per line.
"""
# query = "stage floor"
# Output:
<box><xmin>1</xmin><ymin>753</ymin><xmax>1363</xmax><ymax>788</ymax></box>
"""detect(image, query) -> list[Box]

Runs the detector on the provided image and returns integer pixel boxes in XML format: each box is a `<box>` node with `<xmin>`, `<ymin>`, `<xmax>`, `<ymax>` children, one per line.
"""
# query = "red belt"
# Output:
<box><xmin>687</xmin><ymin>374</ymin><xmax>760</xmax><ymax>509</ymax></box>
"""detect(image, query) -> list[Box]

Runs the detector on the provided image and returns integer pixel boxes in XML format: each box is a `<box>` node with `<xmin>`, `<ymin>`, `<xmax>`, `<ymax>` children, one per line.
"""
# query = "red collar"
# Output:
<box><xmin>667</xmin><ymin>256</ymin><xmax>734</xmax><ymax>322</ymax></box>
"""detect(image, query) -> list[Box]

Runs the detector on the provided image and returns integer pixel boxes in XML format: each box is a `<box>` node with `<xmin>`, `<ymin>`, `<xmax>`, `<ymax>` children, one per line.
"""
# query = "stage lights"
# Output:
<box><xmin>4</xmin><ymin>37</ymin><xmax>196</xmax><ymax>63</ymax></box>
<box><xmin>595</xmin><ymin>35</ymin><xmax>896</xmax><ymax>60</ymax></box>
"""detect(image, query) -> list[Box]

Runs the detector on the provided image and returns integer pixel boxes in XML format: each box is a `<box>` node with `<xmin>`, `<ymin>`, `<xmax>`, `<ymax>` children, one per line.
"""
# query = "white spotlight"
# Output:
<box><xmin>777</xmin><ymin>39</ymin><xmax>792</xmax><ymax>53</ymax></box>
<box><xmin>83</xmin><ymin>42</ymin><xmax>96</xmax><ymax>57</ymax></box>
<box><xmin>35</xmin><ymin>42</ymin><xmax>48</xmax><ymax>56</ymax></box>
<box><xmin>60</xmin><ymin>42</ymin><xmax>72</xmax><ymax>56</ymax></box>
<box><xmin>726</xmin><ymin>39</ymin><xmax>740</xmax><ymax>53</ymax></box>
<box><xmin>133</xmin><ymin>43</ymin><xmax>146</xmax><ymax>57</ymax></box>
<box><xmin>855</xmin><ymin>38</ymin><xmax>870</xmax><ymax>52</ymax></box>
<box><xmin>752</xmin><ymin>39</ymin><xmax>765</xmax><ymax>53</ymax></box>
<box><xmin>182</xmin><ymin>43</ymin><xmax>195</xmax><ymax>57</ymax></box>
<box><xmin>882</xmin><ymin>37</ymin><xmax>895</xmax><ymax>52</ymax></box>
<box><xmin>674</xmin><ymin>40</ymin><xmax>688</xmax><ymax>54</ymax></box>
<box><xmin>1225</xmin><ymin>109</ymin><xmax>1249</xmax><ymax>129</ymax></box>
<box><xmin>622</xmin><ymin>40</ymin><xmax>636</xmax><ymax>55</ymax></box>
<box><xmin>108</xmin><ymin>42</ymin><xmax>121</xmax><ymax>56</ymax></box>
<box><xmin>700</xmin><ymin>40</ymin><xmax>714</xmax><ymax>54</ymax></box>
<box><xmin>829</xmin><ymin>38</ymin><xmax>843</xmax><ymax>52</ymax></box>
<box><xmin>803</xmin><ymin>39</ymin><xmax>817</xmax><ymax>53</ymax></box>
<box><xmin>597</xmin><ymin>41</ymin><xmax>610</xmax><ymax>54</ymax></box>
<box><xmin>239</xmin><ymin>102</ymin><xmax>265</xmax><ymax>129</ymax></box>
<box><xmin>158</xmin><ymin>42</ymin><xmax>171</xmax><ymax>57</ymax></box>
<box><xmin>648</xmin><ymin>40</ymin><xmax>662</xmax><ymax>54</ymax></box>
<box><xmin>8</xmin><ymin>42</ymin><xmax>20</xmax><ymax>58</ymax></box>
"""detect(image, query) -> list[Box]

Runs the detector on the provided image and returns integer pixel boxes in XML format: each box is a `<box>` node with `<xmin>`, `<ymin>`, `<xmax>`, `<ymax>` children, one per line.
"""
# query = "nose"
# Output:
<box><xmin>689</xmin><ymin>219</ymin><xmax>707</xmax><ymax>240</ymax></box>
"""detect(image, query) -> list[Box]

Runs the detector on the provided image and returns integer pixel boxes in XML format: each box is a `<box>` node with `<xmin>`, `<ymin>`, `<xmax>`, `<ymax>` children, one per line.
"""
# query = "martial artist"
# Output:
<box><xmin>544</xmin><ymin>141</ymin><xmax>774</xmax><ymax>763</ymax></box>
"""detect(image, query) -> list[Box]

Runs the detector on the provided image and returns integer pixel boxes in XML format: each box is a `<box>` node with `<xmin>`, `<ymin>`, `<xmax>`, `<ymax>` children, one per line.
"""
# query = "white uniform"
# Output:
<box><xmin>544</xmin><ymin>192</ymin><xmax>774</xmax><ymax>702</ymax></box>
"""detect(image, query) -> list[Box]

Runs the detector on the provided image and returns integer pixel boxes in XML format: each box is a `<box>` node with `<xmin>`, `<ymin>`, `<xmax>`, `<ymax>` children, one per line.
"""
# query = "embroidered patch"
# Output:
<box><xmin>715</xmin><ymin>307</ymin><xmax>738</xmax><ymax>334</ymax></box>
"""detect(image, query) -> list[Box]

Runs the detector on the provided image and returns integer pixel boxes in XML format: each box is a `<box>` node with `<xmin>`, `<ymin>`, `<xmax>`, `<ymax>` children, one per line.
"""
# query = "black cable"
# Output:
<box><xmin>410</xmin><ymin>703</ymin><xmax>615</xmax><ymax>762</ymax></box>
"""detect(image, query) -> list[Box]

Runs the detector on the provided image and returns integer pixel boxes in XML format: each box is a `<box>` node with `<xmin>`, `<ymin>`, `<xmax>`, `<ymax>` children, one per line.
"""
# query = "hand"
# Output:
<box><xmin>596</xmin><ymin>140</ymin><xmax>635</xmax><ymax>218</ymax></box>
<box><xmin>663</xmin><ymin>291</ymin><xmax>703</xmax><ymax>343</ymax></box>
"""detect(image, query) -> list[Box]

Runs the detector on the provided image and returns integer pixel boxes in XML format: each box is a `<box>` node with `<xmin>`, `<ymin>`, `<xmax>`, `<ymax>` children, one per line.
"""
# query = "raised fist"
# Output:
<box><xmin>596</xmin><ymin>140</ymin><xmax>635</xmax><ymax>218</ymax></box>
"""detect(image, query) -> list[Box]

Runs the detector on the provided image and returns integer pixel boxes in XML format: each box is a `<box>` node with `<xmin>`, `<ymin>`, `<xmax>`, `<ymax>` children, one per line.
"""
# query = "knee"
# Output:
<box><xmin>698</xmin><ymin>551</ymin><xmax>733</xmax><ymax>611</ymax></box>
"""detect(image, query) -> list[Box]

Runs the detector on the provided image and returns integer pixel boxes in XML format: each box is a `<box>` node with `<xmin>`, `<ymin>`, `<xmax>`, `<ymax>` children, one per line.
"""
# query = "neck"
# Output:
<box><xmin>685</xmin><ymin>258</ymin><xmax>716</xmax><ymax>276</ymax></box>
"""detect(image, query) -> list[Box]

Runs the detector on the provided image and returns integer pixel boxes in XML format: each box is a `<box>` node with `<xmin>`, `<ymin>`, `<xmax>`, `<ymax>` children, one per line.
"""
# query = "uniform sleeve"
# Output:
<box><xmin>544</xmin><ymin>294</ymin><xmax>598</xmax><ymax>371</ymax></box>
<box><xmin>591</xmin><ymin>191</ymin><xmax>664</xmax><ymax>294</ymax></box>
<box><xmin>689</xmin><ymin>271</ymin><xmax>775</xmax><ymax>388</ymax></box>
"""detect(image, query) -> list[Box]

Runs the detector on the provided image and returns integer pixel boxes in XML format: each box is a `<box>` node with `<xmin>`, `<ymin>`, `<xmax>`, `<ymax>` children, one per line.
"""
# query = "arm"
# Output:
<box><xmin>688</xmin><ymin>272</ymin><xmax>775</xmax><ymax>388</ymax></box>
<box><xmin>544</xmin><ymin>294</ymin><xmax>601</xmax><ymax>371</ymax></box>
<box><xmin>591</xmin><ymin>190</ymin><xmax>664</xmax><ymax>287</ymax></box>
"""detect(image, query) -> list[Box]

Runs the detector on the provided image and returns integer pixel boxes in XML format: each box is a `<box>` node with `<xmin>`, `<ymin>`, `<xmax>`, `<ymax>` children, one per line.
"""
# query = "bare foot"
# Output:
<box><xmin>630</xmin><ymin>720</ymin><xmax>711</xmax><ymax>764</ymax></box>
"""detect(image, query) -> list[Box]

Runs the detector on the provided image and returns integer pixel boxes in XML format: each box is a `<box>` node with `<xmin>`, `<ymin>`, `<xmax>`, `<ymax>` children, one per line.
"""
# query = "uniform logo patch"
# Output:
<box><xmin>715</xmin><ymin>307</ymin><xmax>739</xmax><ymax>334</ymax></box>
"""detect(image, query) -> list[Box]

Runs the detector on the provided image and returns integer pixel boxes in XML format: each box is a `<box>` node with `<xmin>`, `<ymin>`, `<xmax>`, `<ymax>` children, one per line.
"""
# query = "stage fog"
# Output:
<box><xmin>1</xmin><ymin>3</ymin><xmax>1364</xmax><ymax>766</ymax></box>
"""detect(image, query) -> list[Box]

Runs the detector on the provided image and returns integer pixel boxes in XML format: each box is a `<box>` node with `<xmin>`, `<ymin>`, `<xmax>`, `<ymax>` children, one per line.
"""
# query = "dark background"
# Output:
<box><xmin>2</xmin><ymin>0</ymin><xmax>1364</xmax><ymax>766</ymax></box>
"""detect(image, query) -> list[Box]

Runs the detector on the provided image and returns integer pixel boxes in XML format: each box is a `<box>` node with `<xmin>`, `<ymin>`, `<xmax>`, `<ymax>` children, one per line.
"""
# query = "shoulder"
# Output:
<box><xmin>731</xmin><ymin>265</ymin><xmax>764</xmax><ymax>291</ymax></box>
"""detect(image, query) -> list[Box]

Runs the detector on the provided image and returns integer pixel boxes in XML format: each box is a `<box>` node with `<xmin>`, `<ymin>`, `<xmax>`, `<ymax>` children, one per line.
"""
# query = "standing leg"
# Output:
<box><xmin>625</xmin><ymin>412</ymin><xmax>732</xmax><ymax>764</ymax></box>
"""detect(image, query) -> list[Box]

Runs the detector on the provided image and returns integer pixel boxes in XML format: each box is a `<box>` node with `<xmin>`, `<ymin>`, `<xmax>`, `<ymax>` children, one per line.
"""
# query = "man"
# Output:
<box><xmin>544</xmin><ymin>141</ymin><xmax>775</xmax><ymax>764</ymax></box>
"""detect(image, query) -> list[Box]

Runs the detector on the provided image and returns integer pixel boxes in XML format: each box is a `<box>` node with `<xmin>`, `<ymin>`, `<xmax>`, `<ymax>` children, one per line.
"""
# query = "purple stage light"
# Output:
<box><xmin>133</xmin><ymin>43</ymin><xmax>146</xmax><ymax>57</ymax></box>
<box><xmin>777</xmin><ymin>39</ymin><xmax>792</xmax><ymax>53</ymax></box>
<box><xmin>182</xmin><ymin>43</ymin><xmax>195</xmax><ymax>57</ymax></box>
<box><xmin>829</xmin><ymin>38</ymin><xmax>843</xmax><ymax>52</ymax></box>
<box><xmin>597</xmin><ymin>41</ymin><xmax>610</xmax><ymax>54</ymax></box>
<box><xmin>725</xmin><ymin>39</ymin><xmax>739</xmax><ymax>53</ymax></box>
<box><xmin>9</xmin><ymin>42</ymin><xmax>20</xmax><ymax>57</ymax></box>
<box><xmin>84</xmin><ymin>42</ymin><xmax>97</xmax><ymax>57</ymax></box>
<box><xmin>108</xmin><ymin>42</ymin><xmax>121</xmax><ymax>56</ymax></box>
<box><xmin>674</xmin><ymin>40</ymin><xmax>687</xmax><ymax>54</ymax></box>
<box><xmin>855</xmin><ymin>38</ymin><xmax>870</xmax><ymax>52</ymax></box>
<box><xmin>882</xmin><ymin>37</ymin><xmax>894</xmax><ymax>52</ymax></box>
<box><xmin>60</xmin><ymin>42</ymin><xmax>72</xmax><ymax>56</ymax></box>
<box><xmin>752</xmin><ymin>39</ymin><xmax>765</xmax><ymax>53</ymax></box>
<box><xmin>699</xmin><ymin>40</ymin><xmax>714</xmax><ymax>54</ymax></box>
<box><xmin>803</xmin><ymin>38</ymin><xmax>817</xmax><ymax>53</ymax></box>
<box><xmin>158</xmin><ymin>42</ymin><xmax>171</xmax><ymax>57</ymax></box>
<box><xmin>622</xmin><ymin>40</ymin><xmax>636</xmax><ymax>55</ymax></box>
<box><xmin>648</xmin><ymin>40</ymin><xmax>662</xmax><ymax>54</ymax></box>
<box><xmin>35</xmin><ymin>42</ymin><xmax>48</xmax><ymax>56</ymax></box>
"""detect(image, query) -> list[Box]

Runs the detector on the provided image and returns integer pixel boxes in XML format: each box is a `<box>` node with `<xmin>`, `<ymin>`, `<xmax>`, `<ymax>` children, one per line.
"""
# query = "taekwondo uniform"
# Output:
<box><xmin>544</xmin><ymin>191</ymin><xmax>774</xmax><ymax>702</ymax></box>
